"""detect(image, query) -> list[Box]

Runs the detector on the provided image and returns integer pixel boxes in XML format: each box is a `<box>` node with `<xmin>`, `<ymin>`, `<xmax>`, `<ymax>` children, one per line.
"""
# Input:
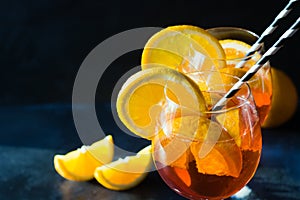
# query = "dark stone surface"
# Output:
<box><xmin>0</xmin><ymin>104</ymin><xmax>299</xmax><ymax>200</ymax></box>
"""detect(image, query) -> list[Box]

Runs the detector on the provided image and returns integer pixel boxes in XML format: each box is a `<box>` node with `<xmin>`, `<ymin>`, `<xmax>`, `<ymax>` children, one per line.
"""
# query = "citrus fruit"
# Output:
<box><xmin>116</xmin><ymin>67</ymin><xmax>207</xmax><ymax>140</ymax></box>
<box><xmin>153</xmin><ymin>129</ymin><xmax>194</xmax><ymax>170</ymax></box>
<box><xmin>219</xmin><ymin>67</ymin><xmax>246</xmax><ymax>79</ymax></box>
<box><xmin>262</xmin><ymin>67</ymin><xmax>298</xmax><ymax>128</ymax></box>
<box><xmin>216</xmin><ymin>109</ymin><xmax>241</xmax><ymax>147</ymax></box>
<box><xmin>94</xmin><ymin>145</ymin><xmax>153</xmax><ymax>191</ymax></box>
<box><xmin>219</xmin><ymin>39</ymin><xmax>261</xmax><ymax>68</ymax></box>
<box><xmin>190</xmin><ymin>124</ymin><xmax>242</xmax><ymax>178</ymax></box>
<box><xmin>53</xmin><ymin>135</ymin><xmax>114</xmax><ymax>181</ymax></box>
<box><xmin>141</xmin><ymin>25</ymin><xmax>226</xmax><ymax>72</ymax></box>
<box><xmin>187</xmin><ymin>70</ymin><xmax>245</xmax><ymax>108</ymax></box>
<box><xmin>153</xmin><ymin>115</ymin><xmax>210</xmax><ymax>169</ymax></box>
<box><xmin>216</xmin><ymin>103</ymin><xmax>262</xmax><ymax>152</ymax></box>
<box><xmin>154</xmin><ymin>115</ymin><xmax>242</xmax><ymax>177</ymax></box>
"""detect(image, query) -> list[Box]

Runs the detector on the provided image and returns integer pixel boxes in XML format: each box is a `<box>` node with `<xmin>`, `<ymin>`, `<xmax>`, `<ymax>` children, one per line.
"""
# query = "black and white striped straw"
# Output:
<box><xmin>235</xmin><ymin>0</ymin><xmax>299</xmax><ymax>69</ymax></box>
<box><xmin>213</xmin><ymin>17</ymin><xmax>300</xmax><ymax>110</ymax></box>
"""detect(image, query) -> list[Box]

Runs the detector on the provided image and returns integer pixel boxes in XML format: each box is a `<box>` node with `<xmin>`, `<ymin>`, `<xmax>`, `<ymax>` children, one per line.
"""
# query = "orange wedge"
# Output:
<box><xmin>219</xmin><ymin>64</ymin><xmax>272</xmax><ymax>124</ymax></box>
<box><xmin>219</xmin><ymin>67</ymin><xmax>271</xmax><ymax>105</ymax></box>
<box><xmin>94</xmin><ymin>145</ymin><xmax>153</xmax><ymax>191</ymax></box>
<box><xmin>190</xmin><ymin>125</ymin><xmax>242</xmax><ymax>178</ymax></box>
<box><xmin>216</xmin><ymin>108</ymin><xmax>241</xmax><ymax>147</ymax></box>
<box><xmin>215</xmin><ymin>97</ymin><xmax>262</xmax><ymax>152</ymax></box>
<box><xmin>141</xmin><ymin>25</ymin><xmax>226</xmax><ymax>72</ymax></box>
<box><xmin>153</xmin><ymin>132</ymin><xmax>194</xmax><ymax>170</ymax></box>
<box><xmin>153</xmin><ymin>115</ymin><xmax>211</xmax><ymax>170</ymax></box>
<box><xmin>155</xmin><ymin>116</ymin><xmax>243</xmax><ymax>178</ymax></box>
<box><xmin>219</xmin><ymin>67</ymin><xmax>246</xmax><ymax>81</ymax></box>
<box><xmin>54</xmin><ymin>135</ymin><xmax>114</xmax><ymax>181</ymax></box>
<box><xmin>116</xmin><ymin>67</ymin><xmax>207</xmax><ymax>140</ymax></box>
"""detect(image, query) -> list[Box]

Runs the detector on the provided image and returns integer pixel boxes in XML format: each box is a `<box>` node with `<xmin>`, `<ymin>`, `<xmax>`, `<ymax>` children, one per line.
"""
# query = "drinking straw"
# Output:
<box><xmin>213</xmin><ymin>17</ymin><xmax>300</xmax><ymax>110</ymax></box>
<box><xmin>235</xmin><ymin>0</ymin><xmax>299</xmax><ymax>69</ymax></box>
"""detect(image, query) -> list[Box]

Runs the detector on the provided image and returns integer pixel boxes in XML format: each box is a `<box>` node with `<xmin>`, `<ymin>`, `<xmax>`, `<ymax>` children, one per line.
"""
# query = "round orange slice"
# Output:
<box><xmin>116</xmin><ymin>67</ymin><xmax>207</xmax><ymax>140</ymax></box>
<box><xmin>219</xmin><ymin>39</ymin><xmax>261</xmax><ymax>68</ymax></box>
<box><xmin>141</xmin><ymin>25</ymin><xmax>226</xmax><ymax>72</ymax></box>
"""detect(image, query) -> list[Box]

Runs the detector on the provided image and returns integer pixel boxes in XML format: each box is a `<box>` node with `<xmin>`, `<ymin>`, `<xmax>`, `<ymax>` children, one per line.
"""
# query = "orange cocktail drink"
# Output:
<box><xmin>207</xmin><ymin>27</ymin><xmax>273</xmax><ymax>125</ymax></box>
<box><xmin>153</xmin><ymin>71</ymin><xmax>262</xmax><ymax>200</ymax></box>
<box><xmin>117</xmin><ymin>25</ymin><xmax>265</xmax><ymax>199</ymax></box>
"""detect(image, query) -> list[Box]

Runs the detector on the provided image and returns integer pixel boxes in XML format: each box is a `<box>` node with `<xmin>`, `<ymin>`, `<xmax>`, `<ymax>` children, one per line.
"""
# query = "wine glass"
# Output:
<box><xmin>152</xmin><ymin>71</ymin><xmax>262</xmax><ymax>200</ymax></box>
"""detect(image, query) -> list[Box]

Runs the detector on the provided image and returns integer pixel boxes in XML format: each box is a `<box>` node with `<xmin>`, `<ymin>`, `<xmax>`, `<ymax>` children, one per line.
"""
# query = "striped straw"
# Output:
<box><xmin>235</xmin><ymin>0</ymin><xmax>299</xmax><ymax>68</ymax></box>
<box><xmin>213</xmin><ymin>17</ymin><xmax>300</xmax><ymax>110</ymax></box>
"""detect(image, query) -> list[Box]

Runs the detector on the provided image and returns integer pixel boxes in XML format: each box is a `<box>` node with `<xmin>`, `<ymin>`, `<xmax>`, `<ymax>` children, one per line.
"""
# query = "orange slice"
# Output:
<box><xmin>153</xmin><ymin>131</ymin><xmax>194</xmax><ymax>170</ymax></box>
<box><xmin>216</xmin><ymin>108</ymin><xmax>241</xmax><ymax>147</ymax></box>
<box><xmin>187</xmin><ymin>71</ymin><xmax>235</xmax><ymax>108</ymax></box>
<box><xmin>141</xmin><ymin>25</ymin><xmax>226</xmax><ymax>72</ymax></box>
<box><xmin>219</xmin><ymin>67</ymin><xmax>246</xmax><ymax>80</ymax></box>
<box><xmin>219</xmin><ymin>39</ymin><xmax>260</xmax><ymax>68</ymax></box>
<box><xmin>219</xmin><ymin>65</ymin><xmax>272</xmax><ymax>123</ymax></box>
<box><xmin>94</xmin><ymin>145</ymin><xmax>153</xmax><ymax>191</ymax></box>
<box><xmin>116</xmin><ymin>67</ymin><xmax>207</xmax><ymax>140</ymax></box>
<box><xmin>215</xmin><ymin>96</ymin><xmax>262</xmax><ymax>152</ymax></box>
<box><xmin>54</xmin><ymin>135</ymin><xmax>114</xmax><ymax>181</ymax></box>
<box><xmin>154</xmin><ymin>115</ymin><xmax>210</xmax><ymax>170</ymax></box>
<box><xmin>155</xmin><ymin>116</ymin><xmax>243</xmax><ymax>177</ymax></box>
<box><xmin>190</xmin><ymin>124</ymin><xmax>242</xmax><ymax>178</ymax></box>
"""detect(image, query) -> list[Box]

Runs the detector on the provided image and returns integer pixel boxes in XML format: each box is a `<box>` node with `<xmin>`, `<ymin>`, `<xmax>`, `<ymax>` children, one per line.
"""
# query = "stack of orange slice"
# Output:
<box><xmin>117</xmin><ymin>25</ymin><xmax>245</xmax><ymax>178</ymax></box>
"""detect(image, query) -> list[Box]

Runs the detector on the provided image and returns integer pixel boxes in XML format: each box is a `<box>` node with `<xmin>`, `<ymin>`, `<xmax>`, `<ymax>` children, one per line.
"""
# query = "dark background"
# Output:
<box><xmin>1</xmin><ymin>0</ymin><xmax>299</xmax><ymax>106</ymax></box>
<box><xmin>0</xmin><ymin>0</ymin><xmax>299</xmax><ymax>150</ymax></box>
<box><xmin>0</xmin><ymin>0</ymin><xmax>299</xmax><ymax>149</ymax></box>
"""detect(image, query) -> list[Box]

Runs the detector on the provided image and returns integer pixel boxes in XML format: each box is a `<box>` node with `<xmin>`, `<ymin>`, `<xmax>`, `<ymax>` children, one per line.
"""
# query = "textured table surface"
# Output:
<box><xmin>0</xmin><ymin>104</ymin><xmax>300</xmax><ymax>200</ymax></box>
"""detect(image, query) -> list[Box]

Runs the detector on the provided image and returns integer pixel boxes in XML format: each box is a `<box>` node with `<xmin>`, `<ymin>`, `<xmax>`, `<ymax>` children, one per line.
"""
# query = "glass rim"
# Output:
<box><xmin>160</xmin><ymin>77</ymin><xmax>253</xmax><ymax>144</ymax></box>
<box><xmin>206</xmin><ymin>26</ymin><xmax>264</xmax><ymax>61</ymax></box>
<box><xmin>206</xmin><ymin>26</ymin><xmax>260</xmax><ymax>39</ymax></box>
<box><xmin>159</xmin><ymin>71</ymin><xmax>254</xmax><ymax>144</ymax></box>
<box><xmin>183</xmin><ymin>70</ymin><xmax>253</xmax><ymax>114</ymax></box>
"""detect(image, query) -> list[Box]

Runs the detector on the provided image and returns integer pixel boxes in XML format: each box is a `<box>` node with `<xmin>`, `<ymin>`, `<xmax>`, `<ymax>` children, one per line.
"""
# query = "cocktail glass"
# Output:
<box><xmin>207</xmin><ymin>27</ymin><xmax>272</xmax><ymax>125</ymax></box>
<box><xmin>152</xmin><ymin>71</ymin><xmax>262</xmax><ymax>200</ymax></box>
